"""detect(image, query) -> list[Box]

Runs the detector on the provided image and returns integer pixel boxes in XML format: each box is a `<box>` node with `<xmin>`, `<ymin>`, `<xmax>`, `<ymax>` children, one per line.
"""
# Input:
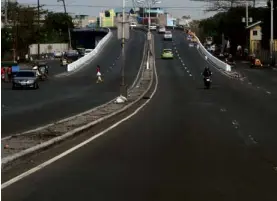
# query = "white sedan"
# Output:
<box><xmin>164</xmin><ymin>31</ymin><xmax>172</xmax><ymax>40</ymax></box>
<box><xmin>158</xmin><ymin>26</ymin><xmax>166</xmax><ymax>33</ymax></box>
<box><xmin>84</xmin><ymin>49</ymin><xmax>93</xmax><ymax>55</ymax></box>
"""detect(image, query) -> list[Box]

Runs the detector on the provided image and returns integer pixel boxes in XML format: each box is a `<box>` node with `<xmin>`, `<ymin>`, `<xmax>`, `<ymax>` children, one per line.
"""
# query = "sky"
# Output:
<box><xmin>17</xmin><ymin>0</ymin><xmax>218</xmax><ymax>20</ymax></box>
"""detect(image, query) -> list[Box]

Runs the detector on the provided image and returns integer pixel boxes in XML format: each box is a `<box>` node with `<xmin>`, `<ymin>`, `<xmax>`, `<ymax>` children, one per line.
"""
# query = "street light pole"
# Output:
<box><xmin>270</xmin><ymin>0</ymin><xmax>274</xmax><ymax>63</ymax></box>
<box><xmin>37</xmin><ymin>0</ymin><xmax>40</xmax><ymax>59</ymax></box>
<box><xmin>148</xmin><ymin>2</ymin><xmax>151</xmax><ymax>31</ymax></box>
<box><xmin>121</xmin><ymin>0</ymin><xmax>126</xmax><ymax>91</ymax></box>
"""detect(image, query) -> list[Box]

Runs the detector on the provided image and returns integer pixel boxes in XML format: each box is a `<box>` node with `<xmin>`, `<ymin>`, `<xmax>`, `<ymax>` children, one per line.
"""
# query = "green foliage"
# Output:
<box><xmin>1</xmin><ymin>2</ymin><xmax>73</xmax><ymax>57</ymax></box>
<box><xmin>199</xmin><ymin>5</ymin><xmax>277</xmax><ymax>52</ymax></box>
<box><xmin>42</xmin><ymin>12</ymin><xmax>74</xmax><ymax>43</ymax></box>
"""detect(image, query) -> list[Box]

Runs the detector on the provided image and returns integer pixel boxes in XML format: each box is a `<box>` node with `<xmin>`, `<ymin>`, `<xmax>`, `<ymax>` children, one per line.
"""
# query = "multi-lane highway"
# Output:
<box><xmin>1</xmin><ymin>30</ymin><xmax>146</xmax><ymax>136</ymax></box>
<box><xmin>2</xmin><ymin>30</ymin><xmax>277</xmax><ymax>201</ymax></box>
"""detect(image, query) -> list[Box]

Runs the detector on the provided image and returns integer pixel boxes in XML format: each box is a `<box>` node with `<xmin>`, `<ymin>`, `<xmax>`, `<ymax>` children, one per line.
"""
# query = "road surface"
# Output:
<box><xmin>2</xmin><ymin>30</ymin><xmax>277</xmax><ymax>201</ymax></box>
<box><xmin>233</xmin><ymin>61</ymin><xmax>277</xmax><ymax>94</ymax></box>
<box><xmin>1</xmin><ymin>30</ymin><xmax>145</xmax><ymax>136</ymax></box>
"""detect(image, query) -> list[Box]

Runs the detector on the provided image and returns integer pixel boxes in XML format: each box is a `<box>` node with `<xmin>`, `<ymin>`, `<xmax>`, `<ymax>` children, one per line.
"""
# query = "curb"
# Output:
<box><xmin>1</xmin><ymin>33</ymin><xmax>153</xmax><ymax>167</ymax></box>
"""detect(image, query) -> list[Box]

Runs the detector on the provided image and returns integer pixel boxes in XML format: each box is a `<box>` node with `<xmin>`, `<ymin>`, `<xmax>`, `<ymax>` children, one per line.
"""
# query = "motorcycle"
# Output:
<box><xmin>204</xmin><ymin>76</ymin><xmax>211</xmax><ymax>89</ymax></box>
<box><xmin>250</xmin><ymin>58</ymin><xmax>263</xmax><ymax>68</ymax></box>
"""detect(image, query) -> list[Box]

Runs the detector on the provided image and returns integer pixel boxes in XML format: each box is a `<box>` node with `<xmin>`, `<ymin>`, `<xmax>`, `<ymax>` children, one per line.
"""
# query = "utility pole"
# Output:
<box><xmin>4</xmin><ymin>0</ymin><xmax>8</xmax><ymax>25</ymax></box>
<box><xmin>148</xmin><ymin>2</ymin><xmax>151</xmax><ymax>31</ymax></box>
<box><xmin>58</xmin><ymin>0</ymin><xmax>72</xmax><ymax>50</ymax></box>
<box><xmin>246</xmin><ymin>1</ymin><xmax>249</xmax><ymax>27</ymax></box>
<box><xmin>117</xmin><ymin>0</ymin><xmax>130</xmax><ymax>98</ymax></box>
<box><xmin>270</xmin><ymin>0</ymin><xmax>274</xmax><ymax>64</ymax></box>
<box><xmin>37</xmin><ymin>0</ymin><xmax>40</xmax><ymax>59</ymax></box>
<box><xmin>120</xmin><ymin>0</ymin><xmax>127</xmax><ymax>97</ymax></box>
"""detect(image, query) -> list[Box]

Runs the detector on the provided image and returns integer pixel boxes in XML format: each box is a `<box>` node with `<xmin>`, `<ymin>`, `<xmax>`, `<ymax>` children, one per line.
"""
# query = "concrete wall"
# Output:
<box><xmin>71</xmin><ymin>30</ymin><xmax>107</xmax><ymax>49</ymax></box>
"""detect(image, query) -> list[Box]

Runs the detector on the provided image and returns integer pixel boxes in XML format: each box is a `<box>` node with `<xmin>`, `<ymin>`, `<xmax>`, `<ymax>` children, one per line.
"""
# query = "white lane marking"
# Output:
<box><xmin>232</xmin><ymin>120</ymin><xmax>239</xmax><ymax>129</ymax></box>
<box><xmin>1</xmin><ymin>51</ymin><xmax>159</xmax><ymax>190</ymax></box>
<box><xmin>257</xmin><ymin>86</ymin><xmax>260</xmax><ymax>89</ymax></box>
<box><xmin>248</xmin><ymin>82</ymin><xmax>252</xmax><ymax>85</ymax></box>
<box><xmin>184</xmin><ymin>67</ymin><xmax>187</xmax><ymax>69</ymax></box>
<box><xmin>189</xmin><ymin>74</ymin><xmax>192</xmax><ymax>77</ymax></box>
<box><xmin>248</xmin><ymin>135</ymin><xmax>258</xmax><ymax>144</ymax></box>
<box><xmin>220</xmin><ymin>108</ymin><xmax>227</xmax><ymax>112</ymax></box>
<box><xmin>187</xmin><ymin>70</ymin><xmax>189</xmax><ymax>73</ymax></box>
<box><xmin>266</xmin><ymin>91</ymin><xmax>271</xmax><ymax>94</ymax></box>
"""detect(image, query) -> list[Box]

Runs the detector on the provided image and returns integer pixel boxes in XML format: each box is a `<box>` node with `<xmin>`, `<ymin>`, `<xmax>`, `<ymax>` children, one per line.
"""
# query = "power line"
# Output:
<box><xmin>18</xmin><ymin>4</ymin><xmax>209</xmax><ymax>9</ymax></box>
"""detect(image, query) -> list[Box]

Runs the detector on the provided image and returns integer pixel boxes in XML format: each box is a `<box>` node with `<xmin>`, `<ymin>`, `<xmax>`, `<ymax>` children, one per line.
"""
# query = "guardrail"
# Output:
<box><xmin>67</xmin><ymin>28</ymin><xmax>113</xmax><ymax>72</ymax></box>
<box><xmin>174</xmin><ymin>27</ymin><xmax>231</xmax><ymax>72</ymax></box>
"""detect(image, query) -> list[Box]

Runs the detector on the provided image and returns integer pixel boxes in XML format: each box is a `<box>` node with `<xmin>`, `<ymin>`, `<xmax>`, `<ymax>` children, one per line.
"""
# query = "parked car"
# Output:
<box><xmin>54</xmin><ymin>51</ymin><xmax>63</xmax><ymax>58</ymax></box>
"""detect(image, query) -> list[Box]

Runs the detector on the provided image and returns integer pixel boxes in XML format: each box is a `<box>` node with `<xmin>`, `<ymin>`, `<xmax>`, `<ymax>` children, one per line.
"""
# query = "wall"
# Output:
<box><xmin>100</xmin><ymin>9</ymin><xmax>116</xmax><ymax>27</ymax></box>
<box><xmin>250</xmin><ymin>25</ymin><xmax>262</xmax><ymax>41</ymax></box>
<box><xmin>29</xmin><ymin>43</ymin><xmax>68</xmax><ymax>55</ymax></box>
<box><xmin>71</xmin><ymin>30</ymin><xmax>106</xmax><ymax>49</ymax></box>
<box><xmin>166</xmin><ymin>14</ymin><xmax>176</xmax><ymax>27</ymax></box>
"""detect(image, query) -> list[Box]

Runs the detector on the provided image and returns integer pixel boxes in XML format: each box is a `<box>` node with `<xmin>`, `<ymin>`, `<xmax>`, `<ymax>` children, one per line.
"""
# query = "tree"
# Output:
<box><xmin>42</xmin><ymin>12</ymin><xmax>74</xmax><ymax>43</ymax></box>
<box><xmin>191</xmin><ymin>0</ymin><xmax>255</xmax><ymax>12</ymax></box>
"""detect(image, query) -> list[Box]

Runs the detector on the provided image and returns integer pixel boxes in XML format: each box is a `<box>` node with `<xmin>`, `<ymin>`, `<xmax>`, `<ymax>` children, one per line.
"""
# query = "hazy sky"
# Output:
<box><xmin>17</xmin><ymin>0</ymin><xmax>218</xmax><ymax>20</ymax></box>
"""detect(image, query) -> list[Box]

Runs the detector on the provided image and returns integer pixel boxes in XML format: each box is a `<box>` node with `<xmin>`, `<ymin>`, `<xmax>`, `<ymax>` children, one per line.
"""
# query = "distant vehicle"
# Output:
<box><xmin>84</xmin><ymin>49</ymin><xmax>93</xmax><ymax>56</ymax></box>
<box><xmin>149</xmin><ymin>24</ymin><xmax>157</xmax><ymax>31</ymax></box>
<box><xmin>164</xmin><ymin>31</ymin><xmax>172</xmax><ymax>40</ymax></box>
<box><xmin>34</xmin><ymin>61</ymin><xmax>49</xmax><ymax>74</ymax></box>
<box><xmin>204</xmin><ymin>76</ymin><xmax>211</xmax><ymax>89</ymax></box>
<box><xmin>161</xmin><ymin>49</ymin><xmax>173</xmax><ymax>59</ymax></box>
<box><xmin>54</xmin><ymin>51</ymin><xmax>62</xmax><ymax>58</ymax></box>
<box><xmin>205</xmin><ymin>36</ymin><xmax>213</xmax><ymax>45</ymax></box>
<box><xmin>65</xmin><ymin>50</ymin><xmax>79</xmax><ymax>63</ymax></box>
<box><xmin>76</xmin><ymin>48</ymin><xmax>85</xmax><ymax>57</ymax></box>
<box><xmin>158</xmin><ymin>26</ymin><xmax>166</xmax><ymax>33</ymax></box>
<box><xmin>130</xmin><ymin>22</ymin><xmax>137</xmax><ymax>28</ymax></box>
<box><xmin>12</xmin><ymin>70</ymin><xmax>39</xmax><ymax>89</ymax></box>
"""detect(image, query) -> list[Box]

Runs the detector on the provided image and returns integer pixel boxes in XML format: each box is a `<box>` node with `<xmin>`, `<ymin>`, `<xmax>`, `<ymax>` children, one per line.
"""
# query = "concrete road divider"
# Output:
<box><xmin>1</xmin><ymin>29</ymin><xmax>157</xmax><ymax>169</ymax></box>
<box><xmin>67</xmin><ymin>28</ymin><xmax>113</xmax><ymax>72</ymax></box>
<box><xmin>175</xmin><ymin>27</ymin><xmax>231</xmax><ymax>72</ymax></box>
<box><xmin>194</xmin><ymin>35</ymin><xmax>231</xmax><ymax>72</ymax></box>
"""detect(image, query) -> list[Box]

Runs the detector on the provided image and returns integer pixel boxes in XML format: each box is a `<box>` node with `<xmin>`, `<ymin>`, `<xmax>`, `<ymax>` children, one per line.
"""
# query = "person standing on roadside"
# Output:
<box><xmin>1</xmin><ymin>67</ymin><xmax>5</xmax><ymax>82</ymax></box>
<box><xmin>7</xmin><ymin>66</ymin><xmax>12</xmax><ymax>82</ymax></box>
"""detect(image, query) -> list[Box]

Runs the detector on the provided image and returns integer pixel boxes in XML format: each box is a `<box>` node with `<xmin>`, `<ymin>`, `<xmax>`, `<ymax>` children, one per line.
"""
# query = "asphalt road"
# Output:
<box><xmin>1</xmin><ymin>30</ymin><xmax>146</xmax><ymax>136</ymax></box>
<box><xmin>2</xmin><ymin>31</ymin><xmax>277</xmax><ymax>201</ymax></box>
<box><xmin>233</xmin><ymin>61</ymin><xmax>277</xmax><ymax>94</ymax></box>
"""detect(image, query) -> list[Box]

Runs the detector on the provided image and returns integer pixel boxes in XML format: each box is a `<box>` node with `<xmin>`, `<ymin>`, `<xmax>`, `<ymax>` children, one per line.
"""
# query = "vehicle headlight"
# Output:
<box><xmin>27</xmin><ymin>80</ymin><xmax>34</xmax><ymax>83</ymax></box>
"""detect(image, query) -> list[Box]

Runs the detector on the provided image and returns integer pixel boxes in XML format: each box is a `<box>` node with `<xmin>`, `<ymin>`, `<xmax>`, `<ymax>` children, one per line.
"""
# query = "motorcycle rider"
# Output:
<box><xmin>202</xmin><ymin>66</ymin><xmax>212</xmax><ymax>78</ymax></box>
<box><xmin>226</xmin><ymin>54</ymin><xmax>234</xmax><ymax>63</ymax></box>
